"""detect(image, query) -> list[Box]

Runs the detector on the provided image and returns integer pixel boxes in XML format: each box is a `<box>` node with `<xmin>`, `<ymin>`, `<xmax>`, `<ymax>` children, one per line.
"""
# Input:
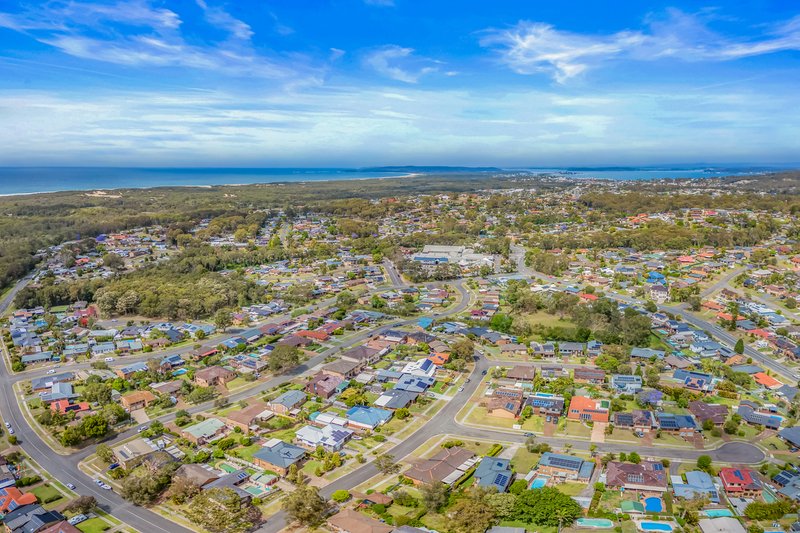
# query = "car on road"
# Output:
<box><xmin>94</xmin><ymin>479</ymin><xmax>112</xmax><ymax>490</ymax></box>
<box><xmin>524</xmin><ymin>432</ymin><xmax>534</xmax><ymax>437</ymax></box>
<box><xmin>3</xmin><ymin>422</ymin><xmax>9</xmax><ymax>428</ymax></box>
<box><xmin>481</xmin><ymin>370</ymin><xmax>487</xmax><ymax>375</ymax></box>
<box><xmin>104</xmin><ymin>357</ymin><xmax>115</xmax><ymax>362</ymax></box>
<box><xmin>457</xmin><ymin>386</ymin><xmax>464</xmax><ymax>392</ymax></box>
<box><xmin>137</xmin><ymin>425</ymin><xmax>149</xmax><ymax>433</ymax></box>
<box><xmin>8</xmin><ymin>428</ymin><xmax>13</xmax><ymax>435</ymax></box>
<box><xmin>66</xmin><ymin>483</ymin><xmax>76</xmax><ymax>490</ymax></box>
<box><xmin>46</xmin><ymin>369</ymin><xmax>56</xmax><ymax>374</ymax></box>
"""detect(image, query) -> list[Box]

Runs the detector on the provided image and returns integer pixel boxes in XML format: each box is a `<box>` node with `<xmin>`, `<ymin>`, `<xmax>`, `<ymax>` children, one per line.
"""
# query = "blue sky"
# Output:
<box><xmin>0</xmin><ymin>0</ymin><xmax>798</xmax><ymax>166</ymax></box>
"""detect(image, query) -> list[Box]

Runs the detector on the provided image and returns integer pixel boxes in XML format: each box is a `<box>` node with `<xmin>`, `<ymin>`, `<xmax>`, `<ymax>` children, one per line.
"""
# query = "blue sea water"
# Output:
<box><xmin>0</xmin><ymin>167</ymin><xmax>406</xmax><ymax>195</ymax></box>
<box><xmin>0</xmin><ymin>166</ymin><xmax>764</xmax><ymax>195</ymax></box>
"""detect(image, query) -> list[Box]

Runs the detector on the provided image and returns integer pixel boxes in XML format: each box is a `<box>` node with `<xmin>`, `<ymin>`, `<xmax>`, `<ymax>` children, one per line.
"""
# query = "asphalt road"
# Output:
<box><xmin>0</xmin><ymin>256</ymin><xmax>779</xmax><ymax>533</ymax></box>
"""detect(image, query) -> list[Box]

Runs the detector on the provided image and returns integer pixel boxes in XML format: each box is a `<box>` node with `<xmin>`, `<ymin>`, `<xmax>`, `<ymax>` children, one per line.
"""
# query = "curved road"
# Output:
<box><xmin>0</xmin><ymin>261</ymin><xmax>772</xmax><ymax>533</ymax></box>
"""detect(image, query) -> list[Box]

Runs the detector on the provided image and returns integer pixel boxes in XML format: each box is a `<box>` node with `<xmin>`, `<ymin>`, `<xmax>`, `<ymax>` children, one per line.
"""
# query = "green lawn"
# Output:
<box><xmin>77</xmin><ymin>518</ymin><xmax>111</xmax><ymax>533</ymax></box>
<box><xmin>31</xmin><ymin>484</ymin><xmax>63</xmax><ymax>505</ymax></box>
<box><xmin>510</xmin><ymin>448</ymin><xmax>541</xmax><ymax>474</ymax></box>
<box><xmin>562</xmin><ymin>420</ymin><xmax>592</xmax><ymax>438</ymax></box>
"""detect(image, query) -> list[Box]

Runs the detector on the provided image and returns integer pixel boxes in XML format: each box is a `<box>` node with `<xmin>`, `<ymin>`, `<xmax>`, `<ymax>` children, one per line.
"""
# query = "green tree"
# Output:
<box><xmin>449</xmin><ymin>487</ymin><xmax>497</xmax><ymax>533</ymax></box>
<box><xmin>331</xmin><ymin>490</ymin><xmax>350</xmax><ymax>503</ymax></box>
<box><xmin>696</xmin><ymin>455</ymin><xmax>713</xmax><ymax>472</ymax></box>
<box><xmin>374</xmin><ymin>454</ymin><xmax>400</xmax><ymax>475</ymax></box>
<box><xmin>512</xmin><ymin>487</ymin><xmax>582</xmax><ymax>527</ymax></box>
<box><xmin>96</xmin><ymin>444</ymin><xmax>115</xmax><ymax>464</ymax></box>
<box><xmin>185</xmin><ymin>487</ymin><xmax>261</xmax><ymax>533</ymax></box>
<box><xmin>420</xmin><ymin>482</ymin><xmax>449</xmax><ymax>512</ymax></box>
<box><xmin>735</xmin><ymin>338</ymin><xmax>745</xmax><ymax>354</ymax></box>
<box><xmin>268</xmin><ymin>345</ymin><xmax>301</xmax><ymax>373</ymax></box>
<box><xmin>214</xmin><ymin>309</ymin><xmax>233</xmax><ymax>332</ymax></box>
<box><xmin>281</xmin><ymin>484</ymin><xmax>329</xmax><ymax>528</ymax></box>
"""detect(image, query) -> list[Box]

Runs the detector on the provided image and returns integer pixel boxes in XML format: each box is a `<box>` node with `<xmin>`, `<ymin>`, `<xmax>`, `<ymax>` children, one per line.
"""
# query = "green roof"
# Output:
<box><xmin>183</xmin><ymin>418</ymin><xmax>225</xmax><ymax>439</ymax></box>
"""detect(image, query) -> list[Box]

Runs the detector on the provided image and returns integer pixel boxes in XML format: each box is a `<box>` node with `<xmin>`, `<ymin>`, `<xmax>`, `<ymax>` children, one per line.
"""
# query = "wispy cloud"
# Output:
<box><xmin>0</xmin><ymin>0</ymin><xmax>312</xmax><ymax>80</ymax></box>
<box><xmin>481</xmin><ymin>9</ymin><xmax>800</xmax><ymax>82</ymax></box>
<box><xmin>196</xmin><ymin>0</ymin><xmax>253</xmax><ymax>41</ymax></box>
<box><xmin>364</xmin><ymin>45</ymin><xmax>437</xmax><ymax>83</ymax></box>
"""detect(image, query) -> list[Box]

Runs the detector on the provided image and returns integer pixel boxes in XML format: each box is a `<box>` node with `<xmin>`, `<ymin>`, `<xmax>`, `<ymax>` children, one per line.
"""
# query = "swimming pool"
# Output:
<box><xmin>644</xmin><ymin>497</ymin><xmax>663</xmax><ymax>513</ymax></box>
<box><xmin>529</xmin><ymin>475</ymin><xmax>549</xmax><ymax>489</ymax></box>
<box><xmin>639</xmin><ymin>522</ymin><xmax>673</xmax><ymax>532</ymax></box>
<box><xmin>704</xmin><ymin>509</ymin><xmax>733</xmax><ymax>518</ymax></box>
<box><xmin>576</xmin><ymin>518</ymin><xmax>614</xmax><ymax>529</ymax></box>
<box><xmin>172</xmin><ymin>368</ymin><xmax>188</xmax><ymax>376</ymax></box>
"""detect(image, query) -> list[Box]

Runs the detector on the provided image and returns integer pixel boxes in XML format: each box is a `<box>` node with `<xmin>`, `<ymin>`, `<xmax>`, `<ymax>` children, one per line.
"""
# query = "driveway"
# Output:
<box><xmin>591</xmin><ymin>422</ymin><xmax>607</xmax><ymax>443</ymax></box>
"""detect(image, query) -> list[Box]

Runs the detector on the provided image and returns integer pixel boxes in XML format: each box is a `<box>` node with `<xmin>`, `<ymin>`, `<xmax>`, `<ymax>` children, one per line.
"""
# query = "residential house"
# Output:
<box><xmin>295</xmin><ymin>424</ymin><xmax>353</xmax><ymax>452</ymax></box>
<box><xmin>614</xmin><ymin>410</ymin><xmax>656</xmax><ymax>433</ymax></box>
<box><xmin>340</xmin><ymin>345</ymin><xmax>382</xmax><ymax>366</ymax></box>
<box><xmin>673</xmin><ymin>471</ymin><xmax>720</xmax><ymax>503</ymax></box>
<box><xmin>605</xmin><ymin>461</ymin><xmax>668</xmax><ymax>495</ymax></box>
<box><xmin>719</xmin><ymin>467</ymin><xmax>761</xmax><ymax>498</ymax></box>
<box><xmin>194</xmin><ymin>366</ymin><xmax>236</xmax><ymax>388</ymax></box>
<box><xmin>225</xmin><ymin>403</ymin><xmax>272</xmax><ymax>432</ymax></box>
<box><xmin>120</xmin><ymin>390</ymin><xmax>156</xmax><ymax>411</ymax></box>
<box><xmin>558</xmin><ymin>342</ymin><xmax>585</xmax><ymax>357</ymax></box>
<box><xmin>180</xmin><ymin>418</ymin><xmax>227</xmax><ymax>445</ymax></box>
<box><xmin>0</xmin><ymin>487</ymin><xmax>37</xmax><ymax>514</ymax></box>
<box><xmin>536</xmin><ymin>452</ymin><xmax>595</xmax><ymax>481</ymax></box>
<box><xmin>673</xmin><ymin>370</ymin><xmax>715</xmax><ymax>392</ymax></box>
<box><xmin>610</xmin><ymin>374</ymin><xmax>643</xmax><ymax>394</ymax></box>
<box><xmin>1</xmin><ymin>504</ymin><xmax>64</xmax><ymax>533</ymax></box>
<box><xmin>345</xmin><ymin>406</ymin><xmax>392</xmax><ymax>430</ymax></box>
<box><xmin>656</xmin><ymin>413</ymin><xmax>698</xmax><ymax>438</ymax></box>
<box><xmin>487</xmin><ymin>388</ymin><xmax>524</xmax><ymax>419</ymax></box>
<box><xmin>526</xmin><ymin>393</ymin><xmax>565</xmax><ymax>417</ymax></box>
<box><xmin>404</xmin><ymin>447</ymin><xmax>478</xmax><ymax>486</ymax></box>
<box><xmin>327</xmin><ymin>509</ymin><xmax>393</xmax><ymax>533</ymax></box>
<box><xmin>306</xmin><ymin>372</ymin><xmax>343</xmax><ymax>399</ymax></box>
<box><xmin>115</xmin><ymin>361</ymin><xmax>148</xmax><ymax>379</ymax></box>
<box><xmin>266</xmin><ymin>390</ymin><xmax>307</xmax><ymax>415</ymax></box>
<box><xmin>474</xmin><ymin>457</ymin><xmax>514</xmax><ymax>492</ymax></box>
<box><xmin>506</xmin><ymin>366</ymin><xmax>536</xmax><ymax>382</ymax></box>
<box><xmin>737</xmin><ymin>402</ymin><xmax>783</xmax><ymax>429</ymax></box>
<box><xmin>567</xmin><ymin>396</ymin><xmax>610</xmax><ymax>423</ymax></box>
<box><xmin>374</xmin><ymin>389</ymin><xmax>417</xmax><ymax>410</ymax></box>
<box><xmin>688</xmin><ymin>401</ymin><xmax>728</xmax><ymax>426</ymax></box>
<box><xmin>573</xmin><ymin>367</ymin><xmax>606</xmax><ymax>384</ymax></box>
<box><xmin>322</xmin><ymin>359</ymin><xmax>361</xmax><ymax>380</ymax></box>
<box><xmin>252</xmin><ymin>438</ymin><xmax>306</xmax><ymax>476</ymax></box>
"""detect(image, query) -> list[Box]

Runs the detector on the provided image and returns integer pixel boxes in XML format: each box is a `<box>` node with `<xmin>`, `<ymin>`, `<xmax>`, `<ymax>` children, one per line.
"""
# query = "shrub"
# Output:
<box><xmin>332</xmin><ymin>490</ymin><xmax>350</xmax><ymax>503</ymax></box>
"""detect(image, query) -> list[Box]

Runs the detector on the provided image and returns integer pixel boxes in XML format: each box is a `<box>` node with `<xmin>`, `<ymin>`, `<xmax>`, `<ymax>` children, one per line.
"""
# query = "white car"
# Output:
<box><xmin>3</xmin><ymin>422</ymin><xmax>9</xmax><ymax>428</ymax></box>
<box><xmin>104</xmin><ymin>357</ymin><xmax>115</xmax><ymax>362</ymax></box>
<box><xmin>68</xmin><ymin>514</ymin><xmax>87</xmax><ymax>526</ymax></box>
<box><xmin>7</xmin><ymin>428</ymin><xmax>13</xmax><ymax>435</ymax></box>
<box><xmin>66</xmin><ymin>483</ymin><xmax>76</xmax><ymax>490</ymax></box>
<box><xmin>46</xmin><ymin>369</ymin><xmax>56</xmax><ymax>374</ymax></box>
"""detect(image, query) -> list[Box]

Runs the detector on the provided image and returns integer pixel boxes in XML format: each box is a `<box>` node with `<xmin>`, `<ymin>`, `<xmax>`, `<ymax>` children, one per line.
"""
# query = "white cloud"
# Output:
<box><xmin>0</xmin><ymin>1</ymin><xmax>313</xmax><ymax>81</ymax></box>
<box><xmin>364</xmin><ymin>45</ymin><xmax>437</xmax><ymax>83</ymax></box>
<box><xmin>481</xmin><ymin>10</ymin><xmax>800</xmax><ymax>82</ymax></box>
<box><xmin>1</xmin><ymin>83</ymin><xmax>797</xmax><ymax>166</ymax></box>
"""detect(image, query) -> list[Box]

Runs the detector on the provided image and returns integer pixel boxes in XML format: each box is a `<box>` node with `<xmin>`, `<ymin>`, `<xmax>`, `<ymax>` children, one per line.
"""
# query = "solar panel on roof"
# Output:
<box><xmin>495</xmin><ymin>474</ymin><xmax>508</xmax><ymax>486</ymax></box>
<box><xmin>654</xmin><ymin>464</ymin><xmax>663</xmax><ymax>471</ymax></box>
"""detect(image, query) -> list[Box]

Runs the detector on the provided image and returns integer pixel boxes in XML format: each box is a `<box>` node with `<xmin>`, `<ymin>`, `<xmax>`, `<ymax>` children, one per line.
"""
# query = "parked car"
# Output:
<box><xmin>8</xmin><ymin>428</ymin><xmax>13</xmax><ymax>435</ymax></box>
<box><xmin>66</xmin><ymin>483</ymin><xmax>76</xmax><ymax>490</ymax></box>
<box><xmin>46</xmin><ymin>369</ymin><xmax>56</xmax><ymax>374</ymax></box>
<box><xmin>68</xmin><ymin>514</ymin><xmax>87</xmax><ymax>526</ymax></box>
<box><xmin>137</xmin><ymin>425</ymin><xmax>149</xmax><ymax>433</ymax></box>
<box><xmin>104</xmin><ymin>357</ymin><xmax>114</xmax><ymax>362</ymax></box>
<box><xmin>457</xmin><ymin>386</ymin><xmax>465</xmax><ymax>392</ymax></box>
<box><xmin>4</xmin><ymin>422</ymin><xmax>9</xmax><ymax>428</ymax></box>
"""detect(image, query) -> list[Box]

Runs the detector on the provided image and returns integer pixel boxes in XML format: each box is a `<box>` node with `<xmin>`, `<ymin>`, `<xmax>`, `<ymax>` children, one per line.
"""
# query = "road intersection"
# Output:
<box><xmin>0</xmin><ymin>257</ymin><xmax>787</xmax><ymax>532</ymax></box>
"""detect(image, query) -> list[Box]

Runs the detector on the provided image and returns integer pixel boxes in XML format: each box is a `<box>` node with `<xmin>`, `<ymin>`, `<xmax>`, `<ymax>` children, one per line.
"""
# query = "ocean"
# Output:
<box><xmin>0</xmin><ymin>166</ymin><xmax>765</xmax><ymax>195</ymax></box>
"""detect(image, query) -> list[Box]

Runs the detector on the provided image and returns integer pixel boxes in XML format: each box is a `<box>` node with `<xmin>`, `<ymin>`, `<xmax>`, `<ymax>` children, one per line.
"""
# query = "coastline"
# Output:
<box><xmin>0</xmin><ymin>172</ymin><xmax>421</xmax><ymax>197</ymax></box>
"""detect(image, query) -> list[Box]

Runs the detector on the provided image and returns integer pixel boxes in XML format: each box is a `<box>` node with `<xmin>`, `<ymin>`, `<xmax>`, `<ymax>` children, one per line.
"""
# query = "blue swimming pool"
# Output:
<box><xmin>576</xmin><ymin>518</ymin><xmax>614</xmax><ymax>529</ymax></box>
<box><xmin>639</xmin><ymin>522</ymin><xmax>673</xmax><ymax>532</ymax></box>
<box><xmin>704</xmin><ymin>509</ymin><xmax>733</xmax><ymax>518</ymax></box>
<box><xmin>172</xmin><ymin>368</ymin><xmax>187</xmax><ymax>376</ymax></box>
<box><xmin>529</xmin><ymin>475</ymin><xmax>549</xmax><ymax>489</ymax></box>
<box><xmin>644</xmin><ymin>497</ymin><xmax>663</xmax><ymax>513</ymax></box>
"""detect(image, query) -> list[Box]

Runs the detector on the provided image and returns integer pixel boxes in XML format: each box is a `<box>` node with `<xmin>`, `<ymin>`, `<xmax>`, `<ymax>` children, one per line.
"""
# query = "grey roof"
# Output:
<box><xmin>270</xmin><ymin>389</ymin><xmax>307</xmax><ymax>409</ymax></box>
<box><xmin>253</xmin><ymin>440</ymin><xmax>306</xmax><ymax>468</ymax></box>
